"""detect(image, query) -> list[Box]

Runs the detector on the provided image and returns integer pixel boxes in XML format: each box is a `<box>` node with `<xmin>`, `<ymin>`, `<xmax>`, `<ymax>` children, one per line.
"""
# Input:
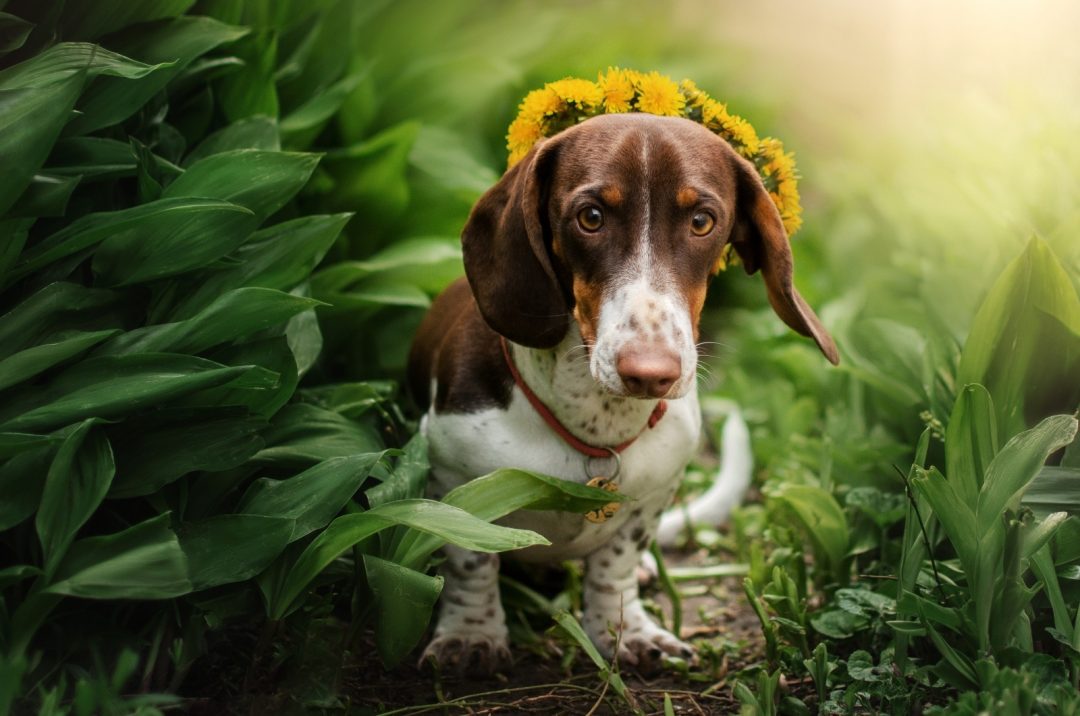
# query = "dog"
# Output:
<box><xmin>407</xmin><ymin>112</ymin><xmax>838</xmax><ymax>673</ymax></box>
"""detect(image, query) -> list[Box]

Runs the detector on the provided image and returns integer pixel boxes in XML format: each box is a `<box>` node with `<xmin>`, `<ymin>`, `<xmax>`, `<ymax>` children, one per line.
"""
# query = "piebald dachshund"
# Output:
<box><xmin>408</xmin><ymin>113</ymin><xmax>838</xmax><ymax>673</ymax></box>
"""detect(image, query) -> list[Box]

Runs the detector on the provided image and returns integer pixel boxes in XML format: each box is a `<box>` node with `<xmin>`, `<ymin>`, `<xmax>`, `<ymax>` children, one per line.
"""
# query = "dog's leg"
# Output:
<box><xmin>420</xmin><ymin>545</ymin><xmax>512</xmax><ymax>674</ymax></box>
<box><xmin>582</xmin><ymin>507</ymin><xmax>694</xmax><ymax>673</ymax></box>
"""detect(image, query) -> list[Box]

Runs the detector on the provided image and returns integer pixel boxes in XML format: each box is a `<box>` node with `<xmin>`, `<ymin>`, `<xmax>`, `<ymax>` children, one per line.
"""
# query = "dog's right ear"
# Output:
<box><xmin>461</xmin><ymin>140</ymin><xmax>569</xmax><ymax>348</ymax></box>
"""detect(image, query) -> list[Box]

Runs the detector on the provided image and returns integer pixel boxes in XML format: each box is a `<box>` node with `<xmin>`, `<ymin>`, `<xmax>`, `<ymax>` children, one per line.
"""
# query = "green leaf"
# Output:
<box><xmin>1023</xmin><ymin>466</ymin><xmax>1080</xmax><ymax>517</ymax></box>
<box><xmin>0</xmin><ymin>329</ymin><xmax>117</xmax><ymax>392</ymax></box>
<box><xmin>945</xmin><ymin>384</ymin><xmax>998</xmax><ymax>506</ymax></box>
<box><xmin>0</xmin><ymin>282</ymin><xmax>121</xmax><ymax>360</ymax></box>
<box><xmin>57</xmin><ymin>0</ymin><xmax>196</xmax><ymax>40</ymax></box>
<box><xmin>91</xmin><ymin>200</ymin><xmax>257</xmax><ymax>286</ymax></box>
<box><xmin>216</xmin><ymin>31</ymin><xmax>278</xmax><ymax>121</ymax></box>
<box><xmin>770</xmin><ymin>484</ymin><xmax>850</xmax><ymax>579</ymax></box>
<box><xmin>0</xmin><ymin>353</ymin><xmax>256</xmax><ymax>432</ymax></box>
<box><xmin>11</xmin><ymin>198</ymin><xmax>254</xmax><ymax>284</ymax></box>
<box><xmin>8</xmin><ymin>173</ymin><xmax>81</xmax><ymax>218</ymax></box>
<box><xmin>166</xmin><ymin>213</ymin><xmax>351</xmax><ymax>320</ymax></box>
<box><xmin>178</xmin><ymin>514</ymin><xmax>293</xmax><ymax>590</ymax></box>
<box><xmin>394</xmin><ymin>468</ymin><xmax>630</xmax><ymax>568</ymax></box>
<box><xmin>0</xmin><ymin>445</ymin><xmax>55</xmax><ymax>530</ymax></box>
<box><xmin>184</xmin><ymin>115</ymin><xmax>280</xmax><ymax>166</ymax></box>
<box><xmin>35</xmin><ymin>420</ymin><xmax>114</xmax><ymax>576</ymax></box>
<box><xmin>0</xmin><ymin>12</ymin><xmax>34</xmax><ymax>56</ymax></box>
<box><xmin>977</xmin><ymin>415</ymin><xmax>1079</xmax><ymax>534</ymax></box>
<box><xmin>280</xmin><ymin>71</ymin><xmax>366</xmax><ymax>148</ymax></box>
<box><xmin>0</xmin><ymin>432</ymin><xmax>59</xmax><ymax>459</ymax></box>
<box><xmin>0</xmin><ymin>42</ymin><xmax>165</xmax><ymax>89</ymax></box>
<box><xmin>552</xmin><ymin>611</ymin><xmax>629</xmax><ymax>698</ymax></box>
<box><xmin>252</xmin><ymin>403</ymin><xmax>384</xmax><ymax>468</ymax></box>
<box><xmin>912</xmin><ymin>466</ymin><xmax>978</xmax><ymax>578</ymax></box>
<box><xmin>240</xmin><ymin>453</ymin><xmax>387</xmax><ymax>541</ymax></box>
<box><xmin>107</xmin><ymin>408</ymin><xmax>266</xmax><ymax>498</ymax></box>
<box><xmin>366</xmin><ymin>432</ymin><xmax>428</xmax><ymax>508</ymax></box>
<box><xmin>322</xmin><ymin>121</ymin><xmax>419</xmax><ymax>219</ymax></box>
<box><xmin>190</xmin><ymin>336</ymin><xmax>295</xmax><ymax>416</ymax></box>
<box><xmin>162</xmin><ymin>149</ymin><xmax>320</xmax><ymax>224</ymax></box>
<box><xmin>363</xmin><ymin>555</ymin><xmax>443</xmax><ymax>668</ymax></box>
<box><xmin>957</xmin><ymin>237</ymin><xmax>1080</xmax><ymax>441</ymax></box>
<box><xmin>47</xmin><ymin>513</ymin><xmax>188</xmax><ymax>599</ymax></box>
<box><xmin>67</xmin><ymin>17</ymin><xmax>248</xmax><ymax>136</ymax></box>
<box><xmin>409</xmin><ymin>124</ymin><xmax>499</xmax><ymax>199</ymax></box>
<box><xmin>267</xmin><ymin>499</ymin><xmax>548</xmax><ymax>619</ymax></box>
<box><xmin>97</xmin><ymin>288</ymin><xmax>321</xmax><ymax>356</ymax></box>
<box><xmin>311</xmin><ymin>237</ymin><xmax>463</xmax><ymax>296</ymax></box>
<box><xmin>45</xmin><ymin>137</ymin><xmax>137</xmax><ymax>179</ymax></box>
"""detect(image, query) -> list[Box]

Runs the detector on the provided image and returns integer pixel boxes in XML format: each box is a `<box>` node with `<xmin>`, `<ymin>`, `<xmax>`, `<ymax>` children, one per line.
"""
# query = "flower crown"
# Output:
<box><xmin>507</xmin><ymin>68</ymin><xmax>802</xmax><ymax>271</ymax></box>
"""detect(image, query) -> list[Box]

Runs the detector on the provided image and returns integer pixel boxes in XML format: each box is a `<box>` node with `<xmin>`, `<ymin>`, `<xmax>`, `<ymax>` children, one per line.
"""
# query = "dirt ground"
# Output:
<box><xmin>185</xmin><ymin>548</ymin><xmax>768</xmax><ymax>715</ymax></box>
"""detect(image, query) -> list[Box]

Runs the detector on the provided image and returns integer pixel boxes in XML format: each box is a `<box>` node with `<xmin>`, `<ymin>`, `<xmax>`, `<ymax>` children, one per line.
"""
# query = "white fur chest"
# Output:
<box><xmin>422</xmin><ymin>382</ymin><xmax>701</xmax><ymax>561</ymax></box>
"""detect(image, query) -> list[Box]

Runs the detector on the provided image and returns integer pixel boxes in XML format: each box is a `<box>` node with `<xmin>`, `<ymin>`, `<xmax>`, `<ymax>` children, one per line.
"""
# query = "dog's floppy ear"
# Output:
<box><xmin>461</xmin><ymin>139</ymin><xmax>569</xmax><ymax>348</ymax></box>
<box><xmin>730</xmin><ymin>158</ymin><xmax>839</xmax><ymax>364</ymax></box>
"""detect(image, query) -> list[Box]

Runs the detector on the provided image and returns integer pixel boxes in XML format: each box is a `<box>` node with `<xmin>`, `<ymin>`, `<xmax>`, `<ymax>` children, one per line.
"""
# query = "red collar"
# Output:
<box><xmin>500</xmin><ymin>337</ymin><xmax>667</xmax><ymax>459</ymax></box>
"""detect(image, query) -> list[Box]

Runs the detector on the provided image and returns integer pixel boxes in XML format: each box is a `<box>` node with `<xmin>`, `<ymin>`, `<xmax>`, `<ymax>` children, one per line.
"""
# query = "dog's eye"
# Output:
<box><xmin>690</xmin><ymin>212</ymin><xmax>715</xmax><ymax>236</ymax></box>
<box><xmin>577</xmin><ymin>206</ymin><xmax>604</xmax><ymax>232</ymax></box>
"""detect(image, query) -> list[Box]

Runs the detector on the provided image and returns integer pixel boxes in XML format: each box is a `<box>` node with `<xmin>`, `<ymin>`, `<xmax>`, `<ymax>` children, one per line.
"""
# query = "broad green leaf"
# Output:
<box><xmin>216</xmin><ymin>31</ymin><xmax>278</xmax><ymax>121</ymax></box>
<box><xmin>298</xmin><ymin>381</ymin><xmax>395</xmax><ymax>420</ymax></box>
<box><xmin>280</xmin><ymin>71</ymin><xmax>365</xmax><ymax>148</ymax></box>
<box><xmin>0</xmin><ymin>12</ymin><xmax>34</xmax><ymax>55</ymax></box>
<box><xmin>0</xmin><ymin>433</ymin><xmax>58</xmax><ymax>459</ymax></box>
<box><xmin>977</xmin><ymin>415</ymin><xmax>1079</xmax><ymax>534</ymax></box>
<box><xmin>240</xmin><ymin>453</ymin><xmax>386</xmax><ymax>541</ymax></box>
<box><xmin>0</xmin><ymin>444</ymin><xmax>55</xmax><ymax>530</ymax></box>
<box><xmin>285</xmin><ymin>300</ymin><xmax>321</xmax><ymax>379</ymax></box>
<box><xmin>166</xmin><ymin>213</ymin><xmax>351</xmax><ymax>320</ymax></box>
<box><xmin>252</xmin><ymin>403</ymin><xmax>384</xmax><ymax>467</ymax></box>
<box><xmin>8</xmin><ymin>174</ymin><xmax>81</xmax><ymax>218</ymax></box>
<box><xmin>0</xmin><ymin>218</ymin><xmax>30</xmax><ymax>285</ymax></box>
<box><xmin>0</xmin><ymin>43</ymin><xmax>165</xmax><ymax>89</ymax></box>
<box><xmin>317</xmin><ymin>284</ymin><xmax>431</xmax><ymax>312</ymax></box>
<box><xmin>107</xmin><ymin>408</ymin><xmax>266</xmax><ymax>498</ymax></box>
<box><xmin>47</xmin><ymin>513</ymin><xmax>187</xmax><ymax>599</ymax></box>
<box><xmin>394</xmin><ymin>469</ymin><xmax>630</xmax><ymax>568</ymax></box>
<box><xmin>0</xmin><ymin>353</ymin><xmax>256</xmax><ymax>432</ymax></box>
<box><xmin>57</xmin><ymin>0</ymin><xmax>196</xmax><ymax>40</ymax></box>
<box><xmin>11</xmin><ymin>198</ymin><xmax>254</xmax><ymax>284</ymax></box>
<box><xmin>957</xmin><ymin>237</ymin><xmax>1080</xmax><ymax>441</ymax></box>
<box><xmin>91</xmin><ymin>201</ymin><xmax>257</xmax><ymax>286</ymax></box>
<box><xmin>0</xmin><ymin>79</ymin><xmax>83</xmax><ymax>216</ymax></box>
<box><xmin>322</xmin><ymin>121</ymin><xmax>419</xmax><ymax>220</ymax></box>
<box><xmin>1022</xmin><ymin>512</ymin><xmax>1069</xmax><ymax>560</ymax></box>
<box><xmin>0</xmin><ymin>565</ymin><xmax>40</xmax><ymax>590</ymax></box>
<box><xmin>162</xmin><ymin>149</ymin><xmax>320</xmax><ymax>224</ymax></box>
<box><xmin>364</xmin><ymin>555</ymin><xmax>443</xmax><ymax>668</ymax></box>
<box><xmin>0</xmin><ymin>329</ymin><xmax>117</xmax><ymax>392</ymax></box>
<box><xmin>312</xmin><ymin>237</ymin><xmax>463</xmax><ymax>295</ymax></box>
<box><xmin>45</xmin><ymin>137</ymin><xmax>137</xmax><ymax>179</ymax></box>
<box><xmin>771</xmin><ymin>484</ymin><xmax>850</xmax><ymax>579</ymax></box>
<box><xmin>178</xmin><ymin>514</ymin><xmax>293</xmax><ymax>590</ymax></box>
<box><xmin>0</xmin><ymin>283</ymin><xmax>120</xmax><ymax>360</ymax></box>
<box><xmin>191</xmin><ymin>336</ymin><xmax>295</xmax><ymax>416</ymax></box>
<box><xmin>67</xmin><ymin>16</ymin><xmax>247</xmax><ymax>135</ymax></box>
<box><xmin>409</xmin><ymin>125</ymin><xmax>499</xmax><ymax>199</ymax></box>
<box><xmin>35</xmin><ymin>420</ymin><xmax>114</xmax><ymax>575</ymax></box>
<box><xmin>912</xmin><ymin>466</ymin><xmax>978</xmax><ymax>578</ymax></box>
<box><xmin>268</xmin><ymin>499</ymin><xmax>549</xmax><ymax>619</ymax></box>
<box><xmin>1023</xmin><ymin>466</ymin><xmax>1080</xmax><ymax>517</ymax></box>
<box><xmin>184</xmin><ymin>115</ymin><xmax>280</xmax><ymax>166</ymax></box>
<box><xmin>366</xmin><ymin>433</ymin><xmax>428</xmax><ymax>508</ymax></box>
<box><xmin>97</xmin><ymin>288</ymin><xmax>321</xmax><ymax>356</ymax></box>
<box><xmin>945</xmin><ymin>384</ymin><xmax>998</xmax><ymax>506</ymax></box>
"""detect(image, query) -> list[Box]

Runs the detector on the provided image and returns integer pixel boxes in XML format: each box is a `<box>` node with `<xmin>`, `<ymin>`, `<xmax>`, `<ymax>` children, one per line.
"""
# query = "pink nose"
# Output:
<box><xmin>616</xmin><ymin>345</ymin><xmax>681</xmax><ymax>398</ymax></box>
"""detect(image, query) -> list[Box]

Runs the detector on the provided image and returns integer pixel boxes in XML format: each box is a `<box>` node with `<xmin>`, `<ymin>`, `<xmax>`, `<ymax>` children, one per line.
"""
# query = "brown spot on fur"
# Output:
<box><xmin>601</xmin><ymin>186</ymin><xmax>624</xmax><ymax>206</ymax></box>
<box><xmin>676</xmin><ymin>187</ymin><xmax>698</xmax><ymax>208</ymax></box>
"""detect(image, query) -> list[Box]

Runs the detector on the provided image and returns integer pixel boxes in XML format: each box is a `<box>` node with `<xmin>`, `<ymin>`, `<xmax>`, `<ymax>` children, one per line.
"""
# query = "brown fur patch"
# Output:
<box><xmin>601</xmin><ymin>185</ymin><xmax>624</xmax><ymax>206</ymax></box>
<box><xmin>676</xmin><ymin>187</ymin><xmax>698</xmax><ymax>209</ymax></box>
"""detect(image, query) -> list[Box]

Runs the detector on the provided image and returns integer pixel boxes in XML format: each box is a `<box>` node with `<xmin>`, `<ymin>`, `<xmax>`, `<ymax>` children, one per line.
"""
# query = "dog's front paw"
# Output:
<box><xmin>420</xmin><ymin>631</ymin><xmax>513</xmax><ymax>675</ymax></box>
<box><xmin>587</xmin><ymin>610</ymin><xmax>695</xmax><ymax>675</ymax></box>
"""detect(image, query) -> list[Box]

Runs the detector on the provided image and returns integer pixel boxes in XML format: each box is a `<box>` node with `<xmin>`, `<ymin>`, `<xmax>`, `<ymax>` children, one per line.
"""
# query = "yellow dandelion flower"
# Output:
<box><xmin>506</xmin><ymin>116</ymin><xmax>543</xmax><ymax>164</ymax></box>
<box><xmin>598</xmin><ymin>67</ymin><xmax>635</xmax><ymax>113</ymax></box>
<box><xmin>723</xmin><ymin>116</ymin><xmax>760</xmax><ymax>155</ymax></box>
<box><xmin>679</xmin><ymin>78</ymin><xmax>707</xmax><ymax>109</ymax></box>
<box><xmin>547</xmin><ymin>78</ymin><xmax>603</xmax><ymax>108</ymax></box>
<box><xmin>518</xmin><ymin>87</ymin><xmax>563</xmax><ymax>123</ymax></box>
<box><xmin>633</xmin><ymin>71</ymin><xmax>685</xmax><ymax>117</ymax></box>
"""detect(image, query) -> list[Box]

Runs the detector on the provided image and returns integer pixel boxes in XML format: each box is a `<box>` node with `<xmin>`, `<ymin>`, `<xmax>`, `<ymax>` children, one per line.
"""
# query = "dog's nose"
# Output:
<box><xmin>616</xmin><ymin>346</ymin><xmax>681</xmax><ymax>398</ymax></box>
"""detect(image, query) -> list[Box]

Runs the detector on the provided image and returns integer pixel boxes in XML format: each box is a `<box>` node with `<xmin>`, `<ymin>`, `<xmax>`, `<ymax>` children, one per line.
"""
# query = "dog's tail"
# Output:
<box><xmin>655</xmin><ymin>404</ymin><xmax>753</xmax><ymax>547</ymax></box>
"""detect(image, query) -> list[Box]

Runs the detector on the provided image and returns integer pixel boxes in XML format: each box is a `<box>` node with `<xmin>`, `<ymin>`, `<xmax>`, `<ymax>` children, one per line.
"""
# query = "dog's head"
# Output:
<box><xmin>462</xmin><ymin>113</ymin><xmax>838</xmax><ymax>399</ymax></box>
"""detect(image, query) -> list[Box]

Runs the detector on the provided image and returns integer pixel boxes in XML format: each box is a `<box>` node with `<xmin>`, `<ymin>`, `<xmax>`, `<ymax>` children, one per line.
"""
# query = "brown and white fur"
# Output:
<box><xmin>407</xmin><ymin>113</ymin><xmax>838</xmax><ymax>674</ymax></box>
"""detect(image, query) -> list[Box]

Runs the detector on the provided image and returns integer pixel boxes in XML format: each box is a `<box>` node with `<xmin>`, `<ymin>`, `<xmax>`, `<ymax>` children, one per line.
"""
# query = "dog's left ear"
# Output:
<box><xmin>729</xmin><ymin>158</ymin><xmax>839</xmax><ymax>365</ymax></box>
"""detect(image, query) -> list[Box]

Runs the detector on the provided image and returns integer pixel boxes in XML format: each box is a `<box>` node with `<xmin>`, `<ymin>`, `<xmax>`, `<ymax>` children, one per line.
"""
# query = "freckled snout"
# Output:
<box><xmin>616</xmin><ymin>344</ymin><xmax>681</xmax><ymax>398</ymax></box>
